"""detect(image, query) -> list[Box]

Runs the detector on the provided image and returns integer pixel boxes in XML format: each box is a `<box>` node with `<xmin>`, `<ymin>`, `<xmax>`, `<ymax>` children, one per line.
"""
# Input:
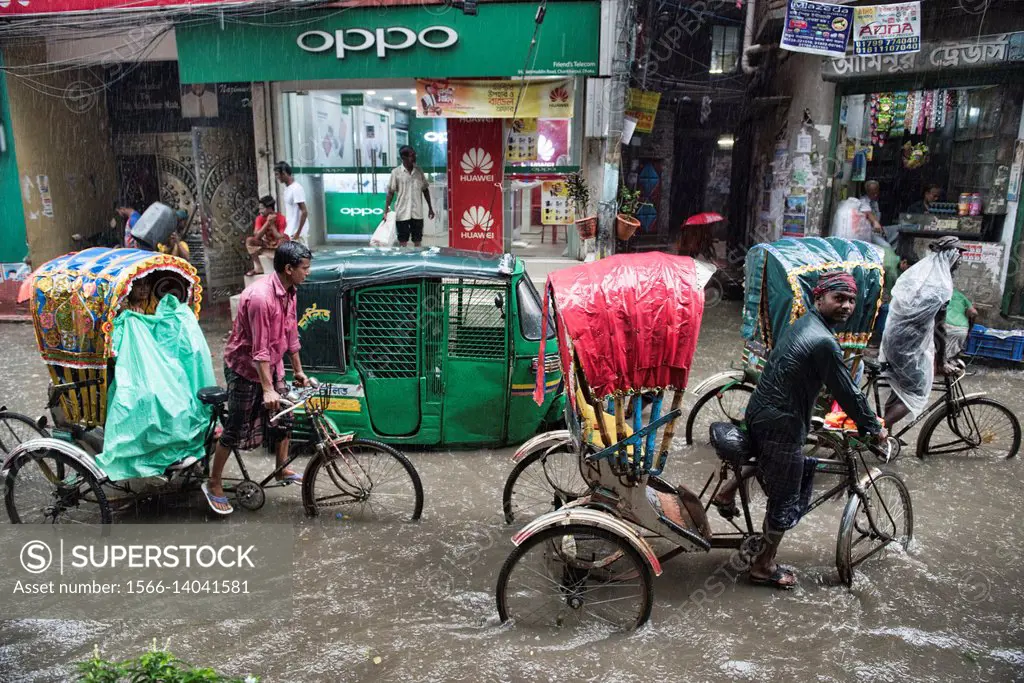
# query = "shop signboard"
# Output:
<box><xmin>415</xmin><ymin>79</ymin><xmax>574</xmax><ymax>119</ymax></box>
<box><xmin>853</xmin><ymin>2</ymin><xmax>921</xmax><ymax>56</ymax></box>
<box><xmin>541</xmin><ymin>179</ymin><xmax>573</xmax><ymax>226</ymax></box>
<box><xmin>780</xmin><ymin>1</ymin><xmax>853</xmax><ymax>58</ymax></box>
<box><xmin>324</xmin><ymin>192</ymin><xmax>387</xmax><ymax>236</ymax></box>
<box><xmin>506</xmin><ymin>118</ymin><xmax>539</xmax><ymax>162</ymax></box>
<box><xmin>176</xmin><ymin>3</ymin><xmax>599</xmax><ymax>83</ymax></box>
<box><xmin>624</xmin><ymin>89</ymin><xmax>662</xmax><ymax>134</ymax></box>
<box><xmin>447</xmin><ymin>119</ymin><xmax>503</xmax><ymax>254</ymax></box>
<box><xmin>823</xmin><ymin>32</ymin><xmax>1024</xmax><ymax>80</ymax></box>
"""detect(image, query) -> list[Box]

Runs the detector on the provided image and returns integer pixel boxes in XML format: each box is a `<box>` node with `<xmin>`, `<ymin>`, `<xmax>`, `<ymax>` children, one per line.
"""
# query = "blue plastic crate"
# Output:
<box><xmin>964</xmin><ymin>324</ymin><xmax>1024</xmax><ymax>362</ymax></box>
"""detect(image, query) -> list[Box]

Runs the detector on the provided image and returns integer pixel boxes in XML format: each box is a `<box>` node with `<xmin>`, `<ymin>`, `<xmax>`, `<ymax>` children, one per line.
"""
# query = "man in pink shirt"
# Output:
<box><xmin>202</xmin><ymin>241</ymin><xmax>313</xmax><ymax>515</ymax></box>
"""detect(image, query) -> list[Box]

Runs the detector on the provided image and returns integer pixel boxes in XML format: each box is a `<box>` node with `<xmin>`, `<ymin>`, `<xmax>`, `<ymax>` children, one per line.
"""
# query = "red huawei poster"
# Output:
<box><xmin>447</xmin><ymin>118</ymin><xmax>504</xmax><ymax>254</ymax></box>
<box><xmin>0</xmin><ymin>0</ymin><xmax>249</xmax><ymax>16</ymax></box>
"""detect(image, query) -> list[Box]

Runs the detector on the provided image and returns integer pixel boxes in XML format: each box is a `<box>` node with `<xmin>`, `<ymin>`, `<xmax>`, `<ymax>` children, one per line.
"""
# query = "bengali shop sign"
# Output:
<box><xmin>781</xmin><ymin>1</ymin><xmax>854</xmax><ymax>58</ymax></box>
<box><xmin>416</xmin><ymin>79</ymin><xmax>573</xmax><ymax>119</ymax></box>
<box><xmin>624</xmin><ymin>89</ymin><xmax>662</xmax><ymax>134</ymax></box>
<box><xmin>447</xmin><ymin>119</ymin><xmax>504</xmax><ymax>253</ymax></box>
<box><xmin>853</xmin><ymin>2</ymin><xmax>921</xmax><ymax>56</ymax></box>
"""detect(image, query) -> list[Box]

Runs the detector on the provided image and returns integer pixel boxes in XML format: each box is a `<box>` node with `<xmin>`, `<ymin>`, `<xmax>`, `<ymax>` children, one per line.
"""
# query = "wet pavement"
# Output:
<box><xmin>1</xmin><ymin>301</ymin><xmax>1023</xmax><ymax>682</ymax></box>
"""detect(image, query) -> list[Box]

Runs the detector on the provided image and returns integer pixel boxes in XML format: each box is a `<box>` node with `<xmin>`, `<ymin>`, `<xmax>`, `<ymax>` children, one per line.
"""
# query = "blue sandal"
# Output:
<box><xmin>201</xmin><ymin>482</ymin><xmax>233</xmax><ymax>515</ymax></box>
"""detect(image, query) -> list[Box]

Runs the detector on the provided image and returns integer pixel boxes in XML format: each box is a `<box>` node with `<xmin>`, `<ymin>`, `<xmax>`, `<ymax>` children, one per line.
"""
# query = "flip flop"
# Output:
<box><xmin>710</xmin><ymin>498</ymin><xmax>739</xmax><ymax>520</ymax></box>
<box><xmin>276</xmin><ymin>473</ymin><xmax>303</xmax><ymax>483</ymax></box>
<box><xmin>201</xmin><ymin>482</ymin><xmax>233</xmax><ymax>515</ymax></box>
<box><xmin>748</xmin><ymin>566</ymin><xmax>797</xmax><ymax>590</ymax></box>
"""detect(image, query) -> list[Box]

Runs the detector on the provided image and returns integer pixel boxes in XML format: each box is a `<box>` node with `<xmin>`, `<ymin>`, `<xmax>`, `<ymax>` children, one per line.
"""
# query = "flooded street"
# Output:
<box><xmin>1</xmin><ymin>301</ymin><xmax>1023</xmax><ymax>682</ymax></box>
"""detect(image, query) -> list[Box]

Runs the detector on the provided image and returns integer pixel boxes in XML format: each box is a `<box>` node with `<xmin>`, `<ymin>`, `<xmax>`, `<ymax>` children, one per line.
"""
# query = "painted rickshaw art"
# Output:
<box><xmin>29</xmin><ymin>248</ymin><xmax>202</xmax><ymax>427</ymax></box>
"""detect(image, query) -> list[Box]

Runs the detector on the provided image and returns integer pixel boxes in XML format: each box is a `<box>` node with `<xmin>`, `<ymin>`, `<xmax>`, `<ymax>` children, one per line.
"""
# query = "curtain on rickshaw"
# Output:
<box><xmin>742</xmin><ymin>237</ymin><xmax>883</xmax><ymax>351</ymax></box>
<box><xmin>535</xmin><ymin>253</ymin><xmax>705</xmax><ymax>404</ymax></box>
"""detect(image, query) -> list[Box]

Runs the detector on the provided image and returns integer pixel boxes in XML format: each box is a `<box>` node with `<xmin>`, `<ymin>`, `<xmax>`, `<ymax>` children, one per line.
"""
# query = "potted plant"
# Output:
<box><xmin>616</xmin><ymin>187</ymin><xmax>645</xmax><ymax>241</ymax></box>
<box><xmin>565</xmin><ymin>172</ymin><xmax>597</xmax><ymax>240</ymax></box>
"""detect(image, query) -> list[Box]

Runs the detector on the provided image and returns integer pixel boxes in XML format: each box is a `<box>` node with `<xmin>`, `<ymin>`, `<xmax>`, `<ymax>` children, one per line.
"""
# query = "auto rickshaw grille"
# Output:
<box><xmin>444</xmin><ymin>281</ymin><xmax>506</xmax><ymax>360</ymax></box>
<box><xmin>353</xmin><ymin>285</ymin><xmax>420</xmax><ymax>379</ymax></box>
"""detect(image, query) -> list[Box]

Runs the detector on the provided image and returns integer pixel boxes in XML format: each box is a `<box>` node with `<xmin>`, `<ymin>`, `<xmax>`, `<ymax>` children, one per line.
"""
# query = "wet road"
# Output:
<box><xmin>1</xmin><ymin>301</ymin><xmax>1023</xmax><ymax>682</ymax></box>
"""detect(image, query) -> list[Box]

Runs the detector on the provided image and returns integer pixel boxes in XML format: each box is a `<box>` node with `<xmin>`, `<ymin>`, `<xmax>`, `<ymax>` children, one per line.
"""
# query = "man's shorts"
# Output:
<box><xmin>750</xmin><ymin>421</ymin><xmax>817</xmax><ymax>534</ymax></box>
<box><xmin>396</xmin><ymin>219</ymin><xmax>424</xmax><ymax>244</ymax></box>
<box><xmin>219</xmin><ymin>365</ymin><xmax>293</xmax><ymax>451</ymax></box>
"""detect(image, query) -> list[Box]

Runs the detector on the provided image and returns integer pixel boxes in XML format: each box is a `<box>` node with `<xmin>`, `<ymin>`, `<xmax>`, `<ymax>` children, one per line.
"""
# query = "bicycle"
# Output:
<box><xmin>3</xmin><ymin>380</ymin><xmax>424</xmax><ymax>524</ymax></box>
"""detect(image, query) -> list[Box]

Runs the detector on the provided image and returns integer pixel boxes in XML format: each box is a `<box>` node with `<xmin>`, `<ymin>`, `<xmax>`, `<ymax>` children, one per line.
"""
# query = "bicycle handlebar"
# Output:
<box><xmin>268</xmin><ymin>379</ymin><xmax>322</xmax><ymax>424</ymax></box>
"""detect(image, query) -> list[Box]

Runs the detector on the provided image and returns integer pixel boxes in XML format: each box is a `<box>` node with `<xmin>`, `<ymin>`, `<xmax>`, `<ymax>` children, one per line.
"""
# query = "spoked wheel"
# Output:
<box><xmin>301</xmin><ymin>439</ymin><xmax>423</xmax><ymax>522</ymax></box>
<box><xmin>685</xmin><ymin>382</ymin><xmax>753</xmax><ymax>447</ymax></box>
<box><xmin>916</xmin><ymin>397</ymin><xmax>1021</xmax><ymax>460</ymax></box>
<box><xmin>0</xmin><ymin>411</ymin><xmax>48</xmax><ymax>456</ymax></box>
<box><xmin>5</xmin><ymin>447</ymin><xmax>111</xmax><ymax>524</ymax></box>
<box><xmin>836</xmin><ymin>472</ymin><xmax>913</xmax><ymax>587</ymax></box>
<box><xmin>496</xmin><ymin>524</ymin><xmax>654</xmax><ymax>630</ymax></box>
<box><xmin>502</xmin><ymin>441</ymin><xmax>589</xmax><ymax>524</ymax></box>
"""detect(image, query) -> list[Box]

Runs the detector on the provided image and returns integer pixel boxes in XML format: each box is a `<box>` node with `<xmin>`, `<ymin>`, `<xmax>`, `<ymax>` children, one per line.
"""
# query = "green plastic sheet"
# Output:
<box><xmin>98</xmin><ymin>295</ymin><xmax>215</xmax><ymax>481</ymax></box>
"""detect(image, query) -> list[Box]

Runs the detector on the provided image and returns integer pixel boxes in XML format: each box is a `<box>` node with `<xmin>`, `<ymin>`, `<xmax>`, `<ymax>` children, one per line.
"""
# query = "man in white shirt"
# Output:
<box><xmin>274</xmin><ymin>161</ymin><xmax>309</xmax><ymax>245</ymax></box>
<box><xmin>384</xmin><ymin>146</ymin><xmax>435</xmax><ymax>247</ymax></box>
<box><xmin>859</xmin><ymin>179</ymin><xmax>889</xmax><ymax>247</ymax></box>
<box><xmin>181</xmin><ymin>84</ymin><xmax>219</xmax><ymax>119</ymax></box>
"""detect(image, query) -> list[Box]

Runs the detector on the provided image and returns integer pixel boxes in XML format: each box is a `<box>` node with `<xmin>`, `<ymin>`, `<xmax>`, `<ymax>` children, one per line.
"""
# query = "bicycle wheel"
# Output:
<box><xmin>0</xmin><ymin>411</ymin><xmax>48</xmax><ymax>456</ymax></box>
<box><xmin>5</xmin><ymin>446</ymin><xmax>111</xmax><ymax>524</ymax></box>
<box><xmin>502</xmin><ymin>441</ymin><xmax>588</xmax><ymax>524</ymax></box>
<box><xmin>496</xmin><ymin>524</ymin><xmax>653</xmax><ymax>630</ymax></box>
<box><xmin>685</xmin><ymin>382</ymin><xmax>754</xmax><ymax>446</ymax></box>
<box><xmin>301</xmin><ymin>439</ymin><xmax>423</xmax><ymax>522</ymax></box>
<box><xmin>916</xmin><ymin>397</ymin><xmax>1021</xmax><ymax>460</ymax></box>
<box><xmin>835</xmin><ymin>472</ymin><xmax>912</xmax><ymax>587</ymax></box>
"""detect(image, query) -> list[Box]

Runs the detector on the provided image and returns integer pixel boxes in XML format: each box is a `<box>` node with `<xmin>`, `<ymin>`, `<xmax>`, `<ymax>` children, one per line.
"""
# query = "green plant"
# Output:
<box><xmin>617</xmin><ymin>187</ymin><xmax>648</xmax><ymax>217</ymax></box>
<box><xmin>77</xmin><ymin>643</ymin><xmax>258</xmax><ymax>683</ymax></box>
<box><xmin>565</xmin><ymin>172</ymin><xmax>592</xmax><ymax>218</ymax></box>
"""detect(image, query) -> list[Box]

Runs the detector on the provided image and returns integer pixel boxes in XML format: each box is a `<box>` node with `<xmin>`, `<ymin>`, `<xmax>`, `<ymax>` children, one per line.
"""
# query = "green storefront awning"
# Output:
<box><xmin>176</xmin><ymin>2</ymin><xmax>600</xmax><ymax>84</ymax></box>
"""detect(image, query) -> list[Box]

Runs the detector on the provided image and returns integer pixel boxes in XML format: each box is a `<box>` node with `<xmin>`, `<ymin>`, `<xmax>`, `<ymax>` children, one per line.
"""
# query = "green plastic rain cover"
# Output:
<box><xmin>98</xmin><ymin>294</ymin><xmax>215</xmax><ymax>481</ymax></box>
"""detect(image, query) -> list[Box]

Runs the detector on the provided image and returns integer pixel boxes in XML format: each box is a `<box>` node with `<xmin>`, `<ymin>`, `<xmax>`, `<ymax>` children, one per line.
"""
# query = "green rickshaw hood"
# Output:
<box><xmin>305</xmin><ymin>247</ymin><xmax>519</xmax><ymax>290</ymax></box>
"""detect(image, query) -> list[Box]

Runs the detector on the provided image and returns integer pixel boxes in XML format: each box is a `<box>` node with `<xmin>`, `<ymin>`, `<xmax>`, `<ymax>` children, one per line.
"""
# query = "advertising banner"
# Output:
<box><xmin>541</xmin><ymin>179</ymin><xmax>574</xmax><ymax>226</ymax></box>
<box><xmin>416</xmin><ymin>79</ymin><xmax>573</xmax><ymax>119</ymax></box>
<box><xmin>0</xmin><ymin>0</ymin><xmax>247</xmax><ymax>16</ymax></box>
<box><xmin>781</xmin><ymin>1</ymin><xmax>853</xmax><ymax>58</ymax></box>
<box><xmin>506</xmin><ymin>118</ymin><xmax>539</xmax><ymax>162</ymax></box>
<box><xmin>624</xmin><ymin>89</ymin><xmax>662</xmax><ymax>134</ymax></box>
<box><xmin>447</xmin><ymin>119</ymin><xmax>504</xmax><ymax>253</ymax></box>
<box><xmin>853</xmin><ymin>2</ymin><xmax>921</xmax><ymax>56</ymax></box>
<box><xmin>324</xmin><ymin>192</ymin><xmax>387</xmax><ymax>236</ymax></box>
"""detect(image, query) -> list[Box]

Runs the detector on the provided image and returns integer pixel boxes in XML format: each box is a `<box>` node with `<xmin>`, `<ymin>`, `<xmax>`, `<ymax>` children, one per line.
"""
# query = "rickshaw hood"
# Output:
<box><xmin>305</xmin><ymin>247</ymin><xmax>517</xmax><ymax>290</ymax></box>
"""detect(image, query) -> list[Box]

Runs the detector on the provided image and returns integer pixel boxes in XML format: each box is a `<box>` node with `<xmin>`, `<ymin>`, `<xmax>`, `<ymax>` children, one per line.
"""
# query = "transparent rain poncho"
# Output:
<box><xmin>880</xmin><ymin>248</ymin><xmax>957</xmax><ymax>417</ymax></box>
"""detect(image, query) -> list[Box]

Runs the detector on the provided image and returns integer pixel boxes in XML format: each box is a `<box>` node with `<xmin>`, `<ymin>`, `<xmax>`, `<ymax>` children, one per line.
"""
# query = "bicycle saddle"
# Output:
<box><xmin>197</xmin><ymin>386</ymin><xmax>229</xmax><ymax>406</ymax></box>
<box><xmin>709</xmin><ymin>422</ymin><xmax>753</xmax><ymax>467</ymax></box>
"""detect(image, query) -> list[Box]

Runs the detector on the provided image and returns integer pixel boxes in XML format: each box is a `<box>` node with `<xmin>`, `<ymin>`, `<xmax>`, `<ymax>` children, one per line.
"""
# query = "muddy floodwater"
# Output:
<box><xmin>1</xmin><ymin>301</ymin><xmax>1022</xmax><ymax>682</ymax></box>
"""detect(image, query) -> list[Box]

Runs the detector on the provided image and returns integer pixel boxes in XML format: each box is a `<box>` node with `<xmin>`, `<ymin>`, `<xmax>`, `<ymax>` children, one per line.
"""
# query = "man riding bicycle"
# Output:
<box><xmin>712</xmin><ymin>271</ymin><xmax>887</xmax><ymax>588</ymax></box>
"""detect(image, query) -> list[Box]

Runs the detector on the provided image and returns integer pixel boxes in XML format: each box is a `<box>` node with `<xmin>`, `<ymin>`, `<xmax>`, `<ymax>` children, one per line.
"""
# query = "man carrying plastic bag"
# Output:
<box><xmin>370</xmin><ymin>211</ymin><xmax>397</xmax><ymax>247</ymax></box>
<box><xmin>99</xmin><ymin>294</ymin><xmax>216</xmax><ymax>481</ymax></box>
<box><xmin>880</xmin><ymin>236</ymin><xmax>968</xmax><ymax>427</ymax></box>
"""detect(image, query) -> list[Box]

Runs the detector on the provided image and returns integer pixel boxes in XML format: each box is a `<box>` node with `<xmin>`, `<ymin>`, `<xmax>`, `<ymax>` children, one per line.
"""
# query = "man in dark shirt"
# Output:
<box><xmin>713</xmin><ymin>271</ymin><xmax>887</xmax><ymax>588</ymax></box>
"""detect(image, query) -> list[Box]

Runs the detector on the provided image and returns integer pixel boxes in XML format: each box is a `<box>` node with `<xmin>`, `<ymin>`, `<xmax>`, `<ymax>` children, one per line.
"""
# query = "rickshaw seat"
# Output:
<box><xmin>709</xmin><ymin>422</ymin><xmax>753</xmax><ymax>468</ymax></box>
<box><xmin>197</xmin><ymin>386</ymin><xmax>229</xmax><ymax>406</ymax></box>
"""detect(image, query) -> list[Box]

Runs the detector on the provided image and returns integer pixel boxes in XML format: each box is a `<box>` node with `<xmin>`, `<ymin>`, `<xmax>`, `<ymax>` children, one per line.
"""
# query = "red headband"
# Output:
<box><xmin>813</xmin><ymin>271</ymin><xmax>858</xmax><ymax>298</ymax></box>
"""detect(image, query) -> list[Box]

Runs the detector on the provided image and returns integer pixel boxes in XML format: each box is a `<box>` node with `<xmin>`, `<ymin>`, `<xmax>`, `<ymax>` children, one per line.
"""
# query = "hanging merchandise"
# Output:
<box><xmin>914</xmin><ymin>89</ymin><xmax>926</xmax><ymax>135</ymax></box>
<box><xmin>891</xmin><ymin>92</ymin><xmax>908</xmax><ymax>137</ymax></box>
<box><xmin>957</xmin><ymin>89</ymin><xmax>970</xmax><ymax>130</ymax></box>
<box><xmin>934</xmin><ymin>89</ymin><xmax>947</xmax><ymax>129</ymax></box>
<box><xmin>852</xmin><ymin>148</ymin><xmax>868</xmax><ymax>182</ymax></box>
<box><xmin>869</xmin><ymin>93</ymin><xmax>879</xmax><ymax>145</ymax></box>
<box><xmin>903</xmin><ymin>91</ymin><xmax>917</xmax><ymax>134</ymax></box>
<box><xmin>902</xmin><ymin>141</ymin><xmax>929</xmax><ymax>170</ymax></box>
<box><xmin>924</xmin><ymin>90</ymin><xmax>937</xmax><ymax>132</ymax></box>
<box><xmin>876</xmin><ymin>92</ymin><xmax>895</xmax><ymax>145</ymax></box>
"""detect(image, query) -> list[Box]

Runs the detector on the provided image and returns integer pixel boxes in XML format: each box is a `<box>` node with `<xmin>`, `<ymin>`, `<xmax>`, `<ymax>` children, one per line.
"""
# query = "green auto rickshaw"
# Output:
<box><xmin>291</xmin><ymin>247</ymin><xmax>564</xmax><ymax>448</ymax></box>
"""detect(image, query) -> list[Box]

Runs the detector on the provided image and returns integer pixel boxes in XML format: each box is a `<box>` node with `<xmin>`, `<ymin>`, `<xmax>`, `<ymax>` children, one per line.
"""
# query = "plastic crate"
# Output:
<box><xmin>964</xmin><ymin>324</ymin><xmax>1024</xmax><ymax>362</ymax></box>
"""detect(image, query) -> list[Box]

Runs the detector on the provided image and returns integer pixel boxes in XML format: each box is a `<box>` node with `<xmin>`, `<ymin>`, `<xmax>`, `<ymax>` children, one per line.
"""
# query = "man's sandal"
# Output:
<box><xmin>201</xmin><ymin>482</ymin><xmax>233</xmax><ymax>515</ymax></box>
<box><xmin>710</xmin><ymin>498</ymin><xmax>740</xmax><ymax>520</ymax></box>
<box><xmin>748</xmin><ymin>566</ymin><xmax>797</xmax><ymax>590</ymax></box>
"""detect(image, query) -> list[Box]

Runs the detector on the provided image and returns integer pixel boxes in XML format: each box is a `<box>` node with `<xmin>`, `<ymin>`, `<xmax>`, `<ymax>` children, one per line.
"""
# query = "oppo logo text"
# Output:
<box><xmin>339</xmin><ymin>207</ymin><xmax>384</xmax><ymax>216</ymax></box>
<box><xmin>297</xmin><ymin>26</ymin><xmax>459</xmax><ymax>59</ymax></box>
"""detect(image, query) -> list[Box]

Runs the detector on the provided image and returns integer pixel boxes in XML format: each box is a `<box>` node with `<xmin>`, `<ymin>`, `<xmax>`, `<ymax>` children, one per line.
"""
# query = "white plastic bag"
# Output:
<box><xmin>369</xmin><ymin>211</ymin><xmax>397</xmax><ymax>247</ymax></box>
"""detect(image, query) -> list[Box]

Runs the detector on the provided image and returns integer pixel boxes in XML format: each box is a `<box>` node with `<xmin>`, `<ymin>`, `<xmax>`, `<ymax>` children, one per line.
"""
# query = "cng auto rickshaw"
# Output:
<box><xmin>291</xmin><ymin>247</ymin><xmax>564</xmax><ymax>449</ymax></box>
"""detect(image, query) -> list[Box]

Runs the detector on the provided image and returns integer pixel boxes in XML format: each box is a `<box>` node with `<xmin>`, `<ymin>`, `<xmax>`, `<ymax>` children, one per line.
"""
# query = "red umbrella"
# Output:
<box><xmin>684</xmin><ymin>212</ymin><xmax>725</xmax><ymax>226</ymax></box>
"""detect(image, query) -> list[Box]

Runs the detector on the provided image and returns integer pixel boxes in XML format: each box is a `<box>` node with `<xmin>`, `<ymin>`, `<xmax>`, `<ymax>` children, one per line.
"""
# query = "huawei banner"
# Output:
<box><xmin>447</xmin><ymin>119</ymin><xmax>504</xmax><ymax>254</ymax></box>
<box><xmin>417</xmin><ymin>79</ymin><xmax>574</xmax><ymax>119</ymax></box>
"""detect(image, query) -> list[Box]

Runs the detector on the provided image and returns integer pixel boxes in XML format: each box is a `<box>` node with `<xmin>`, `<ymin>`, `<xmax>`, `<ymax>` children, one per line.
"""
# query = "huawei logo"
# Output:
<box><xmin>461</xmin><ymin>206</ymin><xmax>494</xmax><ymax>232</ymax></box>
<box><xmin>460</xmin><ymin>148</ymin><xmax>493</xmax><ymax>175</ymax></box>
<box><xmin>549</xmin><ymin>86</ymin><xmax>570</xmax><ymax>104</ymax></box>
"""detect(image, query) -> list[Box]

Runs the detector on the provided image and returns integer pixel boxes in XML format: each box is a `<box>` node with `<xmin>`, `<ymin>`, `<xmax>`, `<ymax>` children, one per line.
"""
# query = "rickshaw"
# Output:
<box><xmin>494</xmin><ymin>252</ymin><xmax>913</xmax><ymax>629</ymax></box>
<box><xmin>289</xmin><ymin>247</ymin><xmax>564</xmax><ymax>450</ymax></box>
<box><xmin>684</xmin><ymin>236</ymin><xmax>884</xmax><ymax>447</ymax></box>
<box><xmin>2</xmin><ymin>247</ymin><xmax>423</xmax><ymax>523</ymax></box>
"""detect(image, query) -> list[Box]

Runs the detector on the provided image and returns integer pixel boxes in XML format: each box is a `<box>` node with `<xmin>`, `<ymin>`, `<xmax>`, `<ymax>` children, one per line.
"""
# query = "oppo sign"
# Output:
<box><xmin>297</xmin><ymin>26</ymin><xmax>459</xmax><ymax>59</ymax></box>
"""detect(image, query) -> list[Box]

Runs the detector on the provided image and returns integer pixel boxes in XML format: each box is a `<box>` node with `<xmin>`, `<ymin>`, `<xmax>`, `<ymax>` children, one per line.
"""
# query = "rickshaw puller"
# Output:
<box><xmin>712</xmin><ymin>271</ymin><xmax>887</xmax><ymax>588</ymax></box>
<box><xmin>202</xmin><ymin>241</ymin><xmax>313</xmax><ymax>515</ymax></box>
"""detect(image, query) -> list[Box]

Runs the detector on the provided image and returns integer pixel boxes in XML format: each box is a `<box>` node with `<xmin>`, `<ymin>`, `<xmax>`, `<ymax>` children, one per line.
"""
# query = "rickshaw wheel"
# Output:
<box><xmin>835</xmin><ymin>472</ymin><xmax>913</xmax><ymax>587</ymax></box>
<box><xmin>234</xmin><ymin>480</ymin><xmax>266</xmax><ymax>511</ymax></box>
<box><xmin>502</xmin><ymin>442</ymin><xmax>589</xmax><ymax>524</ymax></box>
<box><xmin>5</xmin><ymin>448</ymin><xmax>111</xmax><ymax>524</ymax></box>
<box><xmin>685</xmin><ymin>382</ymin><xmax>753</xmax><ymax>447</ymax></box>
<box><xmin>0</xmin><ymin>411</ymin><xmax>49</xmax><ymax>457</ymax></box>
<box><xmin>496</xmin><ymin>524</ymin><xmax>653</xmax><ymax>630</ymax></box>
